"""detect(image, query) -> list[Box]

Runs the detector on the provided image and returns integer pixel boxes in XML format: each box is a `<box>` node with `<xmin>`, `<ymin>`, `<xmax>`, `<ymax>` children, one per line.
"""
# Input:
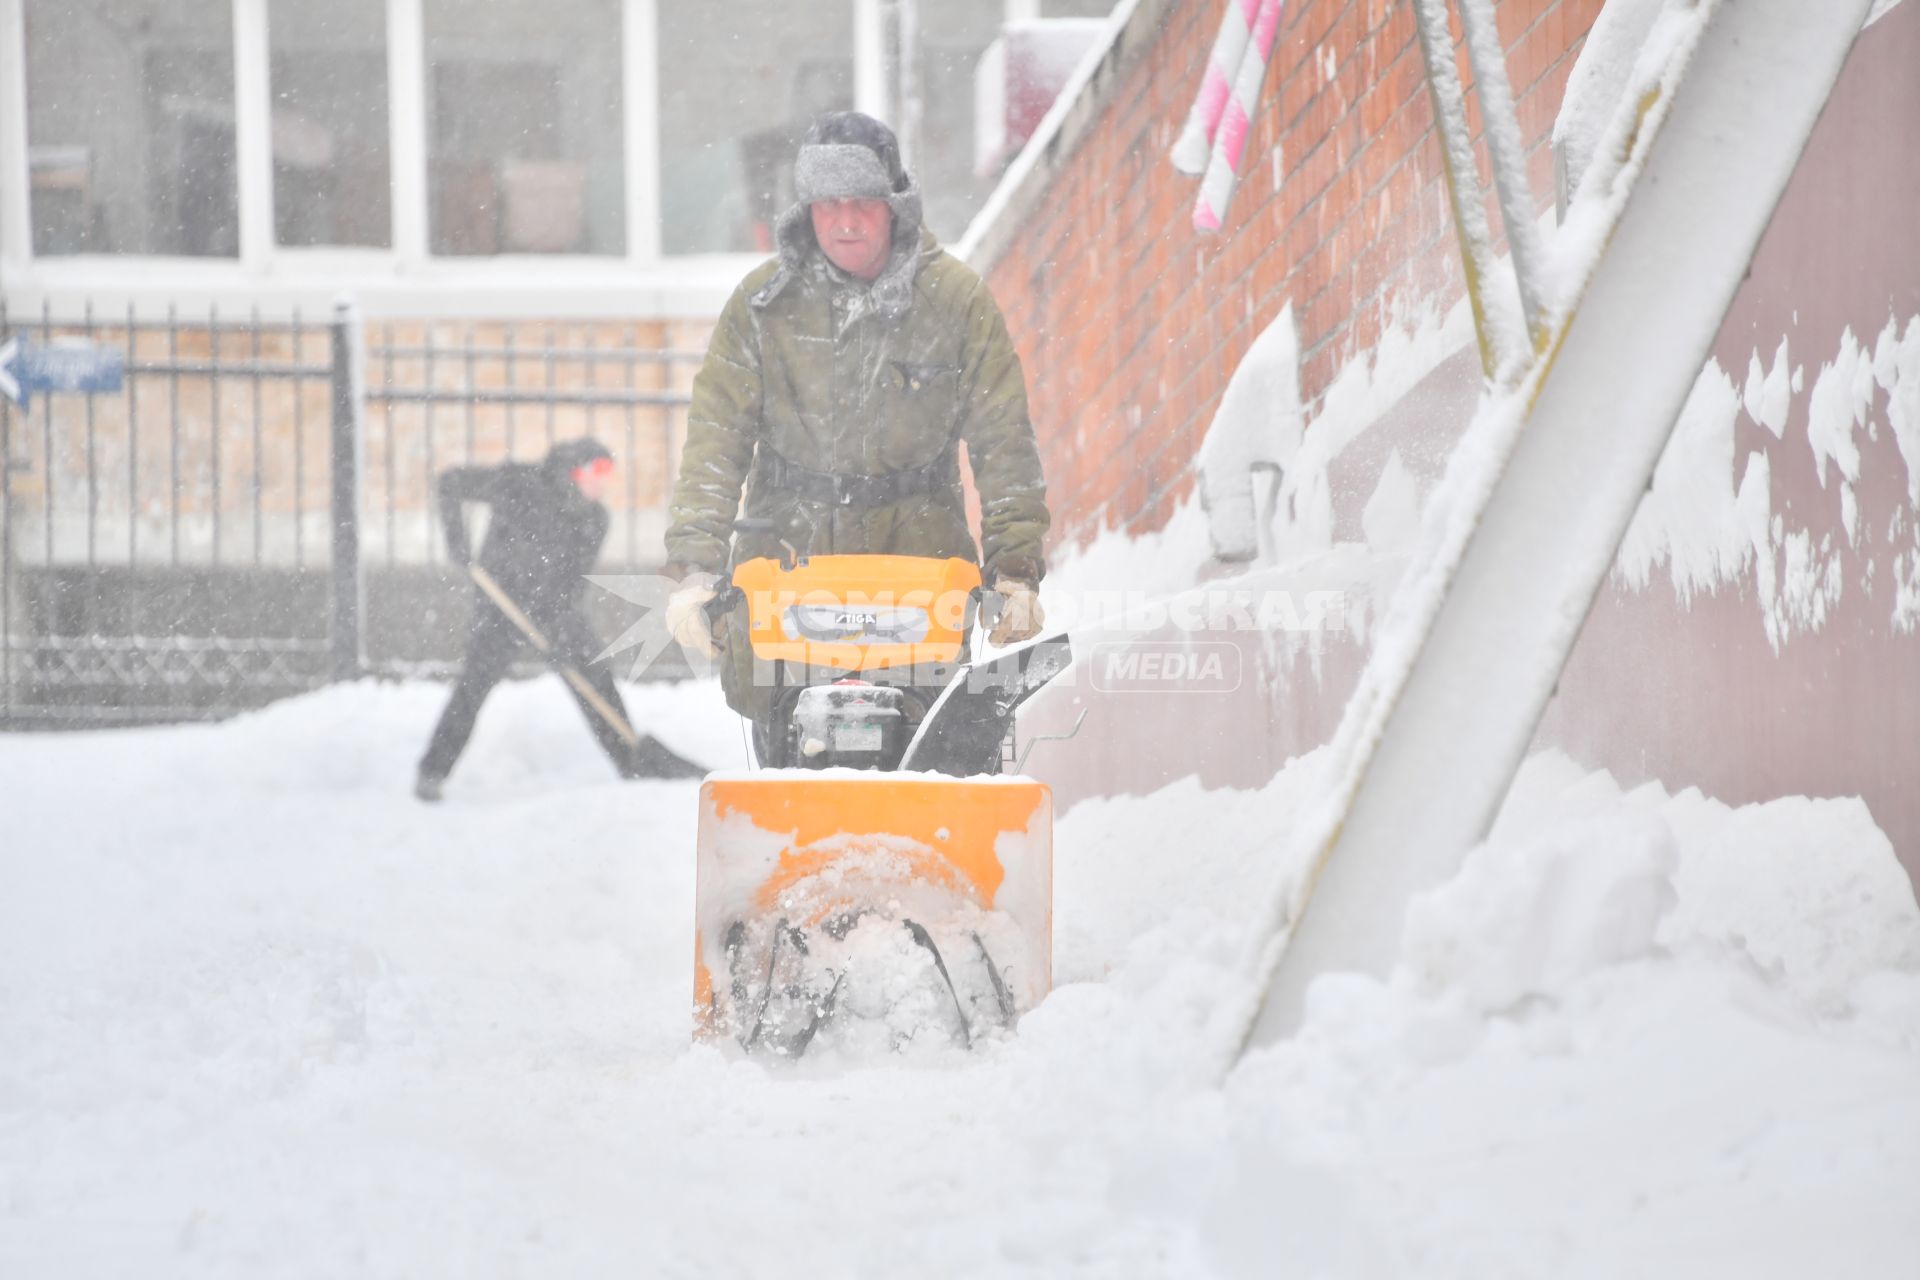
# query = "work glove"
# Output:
<box><xmin>987</xmin><ymin>577</ymin><xmax>1044</xmax><ymax>647</ymax></box>
<box><xmin>665</xmin><ymin>573</ymin><xmax>723</xmax><ymax>658</ymax></box>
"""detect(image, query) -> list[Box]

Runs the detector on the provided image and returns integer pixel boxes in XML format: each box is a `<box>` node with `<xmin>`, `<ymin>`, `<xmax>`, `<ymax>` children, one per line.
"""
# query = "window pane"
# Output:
<box><xmin>268</xmin><ymin>0</ymin><xmax>391</xmax><ymax>248</ymax></box>
<box><xmin>423</xmin><ymin>0</ymin><xmax>625</xmax><ymax>257</ymax></box>
<box><xmin>656</xmin><ymin>3</ymin><xmax>854</xmax><ymax>256</ymax></box>
<box><xmin>914</xmin><ymin>0</ymin><xmax>1005</xmax><ymax>243</ymax></box>
<box><xmin>24</xmin><ymin>0</ymin><xmax>238</xmax><ymax>257</ymax></box>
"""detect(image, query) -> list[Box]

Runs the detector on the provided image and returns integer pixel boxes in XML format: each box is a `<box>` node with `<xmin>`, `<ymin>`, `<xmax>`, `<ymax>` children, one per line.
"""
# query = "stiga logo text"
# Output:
<box><xmin>1089</xmin><ymin>642</ymin><xmax>1241</xmax><ymax>694</ymax></box>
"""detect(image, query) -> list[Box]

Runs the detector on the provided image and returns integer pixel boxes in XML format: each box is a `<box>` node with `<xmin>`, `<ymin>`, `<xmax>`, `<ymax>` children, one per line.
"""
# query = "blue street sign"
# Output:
<box><xmin>0</xmin><ymin>334</ymin><xmax>126</xmax><ymax>411</ymax></box>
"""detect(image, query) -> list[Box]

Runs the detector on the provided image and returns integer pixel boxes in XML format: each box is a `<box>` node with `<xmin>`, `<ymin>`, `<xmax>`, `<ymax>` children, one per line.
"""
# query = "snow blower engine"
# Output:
<box><xmin>692</xmin><ymin>521</ymin><xmax>1072</xmax><ymax>1058</ymax></box>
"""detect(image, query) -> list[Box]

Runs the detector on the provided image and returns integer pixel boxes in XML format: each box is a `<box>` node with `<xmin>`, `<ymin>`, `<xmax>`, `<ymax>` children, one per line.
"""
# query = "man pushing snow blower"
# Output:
<box><xmin>415</xmin><ymin>438</ymin><xmax>702</xmax><ymax>802</ymax></box>
<box><xmin>661</xmin><ymin>112</ymin><xmax>1069</xmax><ymax>1056</ymax></box>
<box><xmin>661</xmin><ymin>110</ymin><xmax>1051</xmax><ymax>698</ymax></box>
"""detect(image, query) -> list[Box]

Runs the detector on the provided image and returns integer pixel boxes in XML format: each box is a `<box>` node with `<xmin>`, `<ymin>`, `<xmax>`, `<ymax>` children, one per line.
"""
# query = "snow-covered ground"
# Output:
<box><xmin>3</xmin><ymin>675</ymin><xmax>1918</xmax><ymax>1277</ymax></box>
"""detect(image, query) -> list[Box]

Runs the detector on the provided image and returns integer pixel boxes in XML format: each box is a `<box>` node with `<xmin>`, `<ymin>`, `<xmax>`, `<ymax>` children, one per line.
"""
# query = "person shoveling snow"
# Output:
<box><xmin>416</xmin><ymin>437</ymin><xmax>703</xmax><ymax>801</ymax></box>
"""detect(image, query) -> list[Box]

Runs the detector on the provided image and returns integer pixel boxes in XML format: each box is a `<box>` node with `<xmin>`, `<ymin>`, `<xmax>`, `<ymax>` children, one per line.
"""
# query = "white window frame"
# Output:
<box><xmin>388</xmin><ymin>0</ymin><xmax>429</xmax><ymax>272</ymax></box>
<box><xmin>233</xmin><ymin>0</ymin><xmax>274</xmax><ymax>271</ymax></box>
<box><xmin>0</xmin><ymin>0</ymin><xmax>765</xmax><ymax>319</ymax></box>
<box><xmin>0</xmin><ymin>0</ymin><xmax>31</xmax><ymax>275</ymax></box>
<box><xmin>854</xmin><ymin>0</ymin><xmax>888</xmax><ymax>121</ymax></box>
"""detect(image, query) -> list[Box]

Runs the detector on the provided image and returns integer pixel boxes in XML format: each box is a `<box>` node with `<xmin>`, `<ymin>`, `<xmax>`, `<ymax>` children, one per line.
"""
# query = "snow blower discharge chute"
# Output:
<box><xmin>693</xmin><ymin>528</ymin><xmax>1071</xmax><ymax>1058</ymax></box>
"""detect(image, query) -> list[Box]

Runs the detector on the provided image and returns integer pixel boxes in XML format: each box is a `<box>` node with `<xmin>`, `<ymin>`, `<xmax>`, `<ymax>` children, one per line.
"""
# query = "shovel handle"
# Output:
<box><xmin>467</xmin><ymin>564</ymin><xmax>639</xmax><ymax>749</ymax></box>
<box><xmin>468</xmin><ymin>564</ymin><xmax>552</xmax><ymax>652</ymax></box>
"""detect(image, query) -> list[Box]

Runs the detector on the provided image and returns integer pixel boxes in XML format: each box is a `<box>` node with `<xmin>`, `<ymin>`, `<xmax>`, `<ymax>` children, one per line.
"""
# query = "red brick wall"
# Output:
<box><xmin>992</xmin><ymin>1</ymin><xmax>1920</xmax><ymax>883</ymax></box>
<box><xmin>982</xmin><ymin>0</ymin><xmax>1603</xmax><ymax>554</ymax></box>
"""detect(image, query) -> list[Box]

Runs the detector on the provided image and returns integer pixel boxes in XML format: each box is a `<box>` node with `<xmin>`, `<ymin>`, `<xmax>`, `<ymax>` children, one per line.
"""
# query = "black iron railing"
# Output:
<box><xmin>0</xmin><ymin>300</ymin><xmax>697</xmax><ymax>726</ymax></box>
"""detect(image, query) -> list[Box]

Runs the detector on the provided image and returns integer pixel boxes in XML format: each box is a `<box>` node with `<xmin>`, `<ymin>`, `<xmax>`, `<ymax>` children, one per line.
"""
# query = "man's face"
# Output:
<box><xmin>810</xmin><ymin>198</ymin><xmax>893</xmax><ymax>281</ymax></box>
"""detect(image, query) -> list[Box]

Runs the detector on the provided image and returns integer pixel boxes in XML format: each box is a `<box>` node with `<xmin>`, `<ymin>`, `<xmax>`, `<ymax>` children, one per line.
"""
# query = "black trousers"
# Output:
<box><xmin>419</xmin><ymin>599</ymin><xmax>634</xmax><ymax>781</ymax></box>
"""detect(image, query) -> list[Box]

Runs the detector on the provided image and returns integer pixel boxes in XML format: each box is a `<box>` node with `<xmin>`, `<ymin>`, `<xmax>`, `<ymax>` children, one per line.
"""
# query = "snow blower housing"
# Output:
<box><xmin>694</xmin><ymin>546</ymin><xmax>1070</xmax><ymax>1057</ymax></box>
<box><xmin>729</xmin><ymin>552</ymin><xmax>982</xmax><ymax>769</ymax></box>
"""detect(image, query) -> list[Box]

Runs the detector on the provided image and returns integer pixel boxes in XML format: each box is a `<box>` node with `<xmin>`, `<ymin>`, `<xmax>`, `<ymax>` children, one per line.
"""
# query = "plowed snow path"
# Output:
<box><xmin>3</xmin><ymin>681</ymin><xmax>1916</xmax><ymax>1277</ymax></box>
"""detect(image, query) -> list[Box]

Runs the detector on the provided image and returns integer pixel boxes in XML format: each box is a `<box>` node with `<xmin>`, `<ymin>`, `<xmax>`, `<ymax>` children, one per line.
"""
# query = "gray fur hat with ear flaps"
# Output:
<box><xmin>750</xmin><ymin>111</ymin><xmax>925</xmax><ymax>318</ymax></box>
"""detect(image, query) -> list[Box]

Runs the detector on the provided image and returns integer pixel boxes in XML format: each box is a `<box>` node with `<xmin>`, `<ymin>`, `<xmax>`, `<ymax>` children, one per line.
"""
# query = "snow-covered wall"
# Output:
<box><xmin>1538</xmin><ymin>1</ymin><xmax>1920</xmax><ymax>879</ymax></box>
<box><xmin>981</xmin><ymin>0</ymin><xmax>1920</xmax><ymax>885</ymax></box>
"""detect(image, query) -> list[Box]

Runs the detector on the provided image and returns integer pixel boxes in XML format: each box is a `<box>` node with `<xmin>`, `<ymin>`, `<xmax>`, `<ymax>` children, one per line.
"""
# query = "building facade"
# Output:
<box><xmin>0</xmin><ymin>0</ymin><xmax>1110</xmax><ymax>717</ymax></box>
<box><xmin>2</xmin><ymin>0</ymin><xmax>1119</xmax><ymax>314</ymax></box>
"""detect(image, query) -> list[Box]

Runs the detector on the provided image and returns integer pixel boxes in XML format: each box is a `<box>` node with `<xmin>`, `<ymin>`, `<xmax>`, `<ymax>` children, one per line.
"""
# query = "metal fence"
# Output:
<box><xmin>361</xmin><ymin>320</ymin><xmax>699</xmax><ymax>571</ymax></box>
<box><xmin>0</xmin><ymin>300</ymin><xmax>698</xmax><ymax>727</ymax></box>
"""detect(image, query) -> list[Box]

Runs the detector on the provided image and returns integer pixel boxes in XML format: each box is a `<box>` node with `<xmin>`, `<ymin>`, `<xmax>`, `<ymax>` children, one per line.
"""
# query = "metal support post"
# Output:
<box><xmin>1</xmin><ymin>337</ymin><xmax>12</xmax><ymax>720</ymax></box>
<box><xmin>328</xmin><ymin>299</ymin><xmax>365</xmax><ymax>681</ymax></box>
<box><xmin>1410</xmin><ymin>0</ymin><xmax>1511</xmax><ymax>380</ymax></box>
<box><xmin>1455</xmin><ymin>0</ymin><xmax>1549</xmax><ymax>346</ymax></box>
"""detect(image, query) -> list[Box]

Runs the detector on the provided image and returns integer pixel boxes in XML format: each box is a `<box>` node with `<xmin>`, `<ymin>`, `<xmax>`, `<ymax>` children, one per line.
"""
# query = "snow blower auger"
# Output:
<box><xmin>692</xmin><ymin>533</ymin><xmax>1070</xmax><ymax>1059</ymax></box>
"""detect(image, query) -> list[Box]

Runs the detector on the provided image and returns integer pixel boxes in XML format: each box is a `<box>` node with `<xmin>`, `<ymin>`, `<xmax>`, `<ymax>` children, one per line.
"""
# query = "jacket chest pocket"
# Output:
<box><xmin>886</xmin><ymin>360</ymin><xmax>961</xmax><ymax>433</ymax></box>
<box><xmin>890</xmin><ymin>360</ymin><xmax>959</xmax><ymax>396</ymax></box>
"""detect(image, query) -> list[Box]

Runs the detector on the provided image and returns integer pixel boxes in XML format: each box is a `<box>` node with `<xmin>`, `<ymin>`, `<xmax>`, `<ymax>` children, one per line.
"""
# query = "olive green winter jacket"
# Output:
<box><xmin>664</xmin><ymin>229</ymin><xmax>1050</xmax><ymax>587</ymax></box>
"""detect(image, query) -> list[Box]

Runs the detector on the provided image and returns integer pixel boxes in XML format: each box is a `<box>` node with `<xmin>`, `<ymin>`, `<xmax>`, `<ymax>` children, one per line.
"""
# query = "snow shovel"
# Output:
<box><xmin>467</xmin><ymin>563</ymin><xmax>639</xmax><ymax>749</ymax></box>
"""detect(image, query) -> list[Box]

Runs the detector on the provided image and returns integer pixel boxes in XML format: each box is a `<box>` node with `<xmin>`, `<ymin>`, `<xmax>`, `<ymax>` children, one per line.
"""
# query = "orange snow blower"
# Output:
<box><xmin>693</xmin><ymin>531</ymin><xmax>1072</xmax><ymax>1057</ymax></box>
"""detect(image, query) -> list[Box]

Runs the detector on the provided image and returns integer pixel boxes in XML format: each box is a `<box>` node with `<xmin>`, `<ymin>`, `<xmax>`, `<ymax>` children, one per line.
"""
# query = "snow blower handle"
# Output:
<box><xmin>731</xmin><ymin>516</ymin><xmax>801</xmax><ymax>570</ymax></box>
<box><xmin>466</xmin><ymin>563</ymin><xmax>640</xmax><ymax>749</ymax></box>
<box><xmin>699</xmin><ymin>515</ymin><xmax>785</xmax><ymax>628</ymax></box>
<box><xmin>702</xmin><ymin>583</ymin><xmax>744</xmax><ymax>627</ymax></box>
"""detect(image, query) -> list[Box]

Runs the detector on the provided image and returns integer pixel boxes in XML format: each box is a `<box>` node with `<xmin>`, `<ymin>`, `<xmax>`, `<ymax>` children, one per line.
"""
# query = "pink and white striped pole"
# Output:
<box><xmin>1193</xmin><ymin>0</ymin><xmax>1284</xmax><ymax>233</ymax></box>
<box><xmin>1171</xmin><ymin>0</ymin><xmax>1261</xmax><ymax>175</ymax></box>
